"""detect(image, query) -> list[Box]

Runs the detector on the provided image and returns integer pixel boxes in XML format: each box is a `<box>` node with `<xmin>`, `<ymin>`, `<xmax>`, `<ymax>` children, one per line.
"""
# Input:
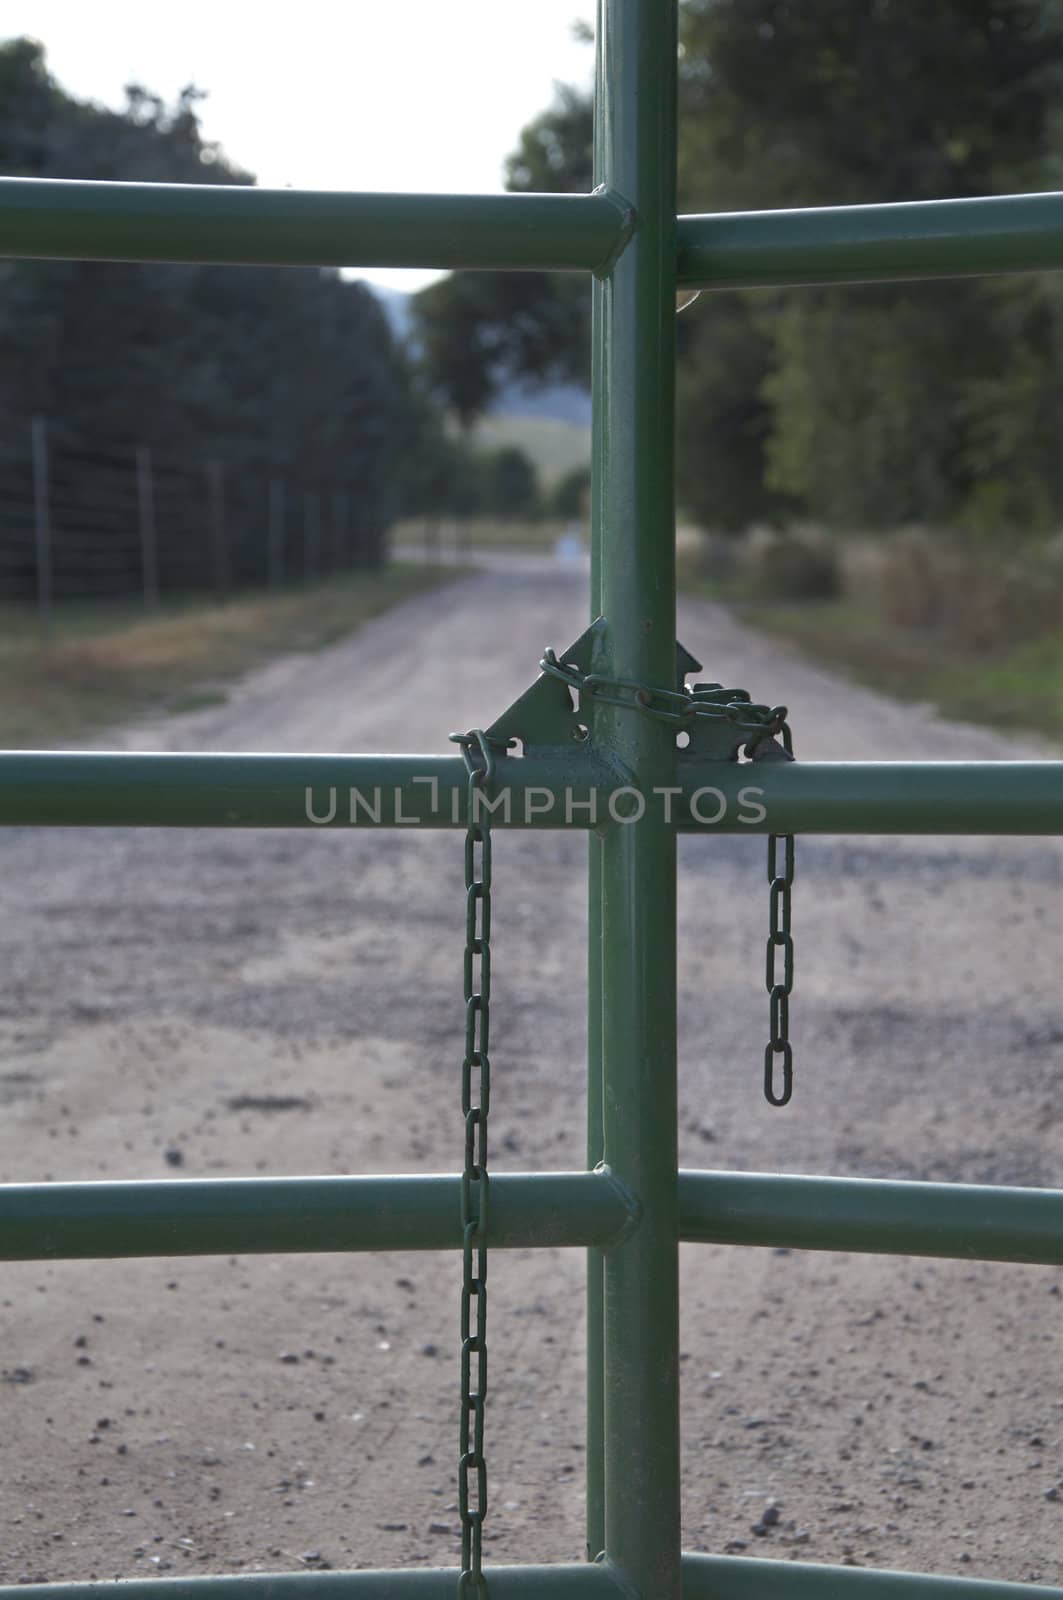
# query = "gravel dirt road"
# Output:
<box><xmin>1</xmin><ymin>557</ymin><xmax>1061</xmax><ymax>1585</ymax></box>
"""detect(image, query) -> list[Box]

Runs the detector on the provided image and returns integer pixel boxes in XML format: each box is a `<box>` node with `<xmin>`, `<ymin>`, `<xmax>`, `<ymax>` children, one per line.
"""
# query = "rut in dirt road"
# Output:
<box><xmin>0</xmin><ymin>562</ymin><xmax>1060</xmax><ymax>1584</ymax></box>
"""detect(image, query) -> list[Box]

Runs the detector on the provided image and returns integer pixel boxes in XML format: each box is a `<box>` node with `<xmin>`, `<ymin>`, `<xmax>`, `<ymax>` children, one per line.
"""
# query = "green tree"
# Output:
<box><xmin>412</xmin><ymin>1</ymin><xmax>1063</xmax><ymax>537</ymax></box>
<box><xmin>677</xmin><ymin>0</ymin><xmax>1063</xmax><ymax>532</ymax></box>
<box><xmin>412</xmin><ymin>84</ymin><xmax>592</xmax><ymax>424</ymax></box>
<box><xmin>0</xmin><ymin>37</ymin><xmax>435</xmax><ymax>583</ymax></box>
<box><xmin>550</xmin><ymin>464</ymin><xmax>591</xmax><ymax>520</ymax></box>
<box><xmin>481</xmin><ymin>446</ymin><xmax>541</xmax><ymax>520</ymax></box>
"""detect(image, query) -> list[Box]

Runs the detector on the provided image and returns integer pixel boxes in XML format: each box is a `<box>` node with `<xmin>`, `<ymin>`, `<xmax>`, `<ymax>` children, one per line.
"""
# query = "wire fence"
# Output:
<box><xmin>0</xmin><ymin>413</ymin><xmax>388</xmax><ymax>631</ymax></box>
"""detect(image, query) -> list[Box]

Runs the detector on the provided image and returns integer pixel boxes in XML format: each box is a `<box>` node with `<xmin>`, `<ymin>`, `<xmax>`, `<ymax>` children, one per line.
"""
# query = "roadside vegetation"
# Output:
<box><xmin>680</xmin><ymin>529</ymin><xmax>1063</xmax><ymax>744</ymax></box>
<box><xmin>0</xmin><ymin>564</ymin><xmax>455</xmax><ymax>748</ymax></box>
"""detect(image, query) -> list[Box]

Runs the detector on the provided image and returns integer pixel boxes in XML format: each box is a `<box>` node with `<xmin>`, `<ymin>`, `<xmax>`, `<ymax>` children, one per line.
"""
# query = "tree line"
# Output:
<box><xmin>0</xmin><ymin>37</ymin><xmax>551</xmax><ymax>600</ymax></box>
<box><xmin>414</xmin><ymin>0</ymin><xmax>1063</xmax><ymax>542</ymax></box>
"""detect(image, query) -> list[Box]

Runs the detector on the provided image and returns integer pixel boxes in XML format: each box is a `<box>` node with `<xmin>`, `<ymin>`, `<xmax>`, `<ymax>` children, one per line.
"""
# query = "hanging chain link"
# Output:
<box><xmin>449</xmin><ymin>728</ymin><xmax>497</xmax><ymax>1598</ymax></box>
<box><xmin>541</xmin><ymin>646</ymin><xmax>798</xmax><ymax>1108</ymax></box>
<box><xmin>765</xmin><ymin>720</ymin><xmax>795</xmax><ymax>1107</ymax></box>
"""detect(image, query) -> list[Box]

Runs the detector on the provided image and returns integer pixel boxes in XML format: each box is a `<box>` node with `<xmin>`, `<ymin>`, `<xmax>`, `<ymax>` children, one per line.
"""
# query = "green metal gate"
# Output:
<box><xmin>3</xmin><ymin>3</ymin><xmax>1063</xmax><ymax>1596</ymax></box>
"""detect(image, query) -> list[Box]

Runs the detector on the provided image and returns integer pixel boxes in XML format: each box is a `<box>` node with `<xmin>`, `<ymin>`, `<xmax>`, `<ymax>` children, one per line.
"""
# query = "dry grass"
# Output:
<box><xmin>0</xmin><ymin>564</ymin><xmax>455</xmax><ymax>748</ymax></box>
<box><xmin>679</xmin><ymin>525</ymin><xmax>842</xmax><ymax>600</ymax></box>
<box><xmin>682</xmin><ymin>525</ymin><xmax>1063</xmax><ymax>744</ymax></box>
<box><xmin>848</xmin><ymin>527</ymin><xmax>1063</xmax><ymax>651</ymax></box>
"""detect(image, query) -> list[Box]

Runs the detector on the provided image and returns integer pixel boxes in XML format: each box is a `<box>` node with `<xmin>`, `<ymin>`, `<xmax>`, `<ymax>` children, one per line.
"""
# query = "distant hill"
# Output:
<box><xmin>471</xmin><ymin>412</ymin><xmax>590</xmax><ymax>490</ymax></box>
<box><xmin>368</xmin><ymin>283</ymin><xmax>591</xmax><ymax>427</ymax></box>
<box><xmin>494</xmin><ymin>379</ymin><xmax>591</xmax><ymax>426</ymax></box>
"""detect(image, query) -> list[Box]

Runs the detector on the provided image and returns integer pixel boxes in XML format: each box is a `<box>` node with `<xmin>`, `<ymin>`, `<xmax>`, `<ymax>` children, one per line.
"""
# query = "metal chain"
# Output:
<box><xmin>449</xmin><ymin>728</ymin><xmax>496</xmax><ymax>1599</ymax></box>
<box><xmin>539</xmin><ymin>646</ymin><xmax>789</xmax><ymax>746</ymax></box>
<box><xmin>541</xmin><ymin>646</ymin><xmax>798</xmax><ymax>1107</ymax></box>
<box><xmin>765</xmin><ymin>721</ymin><xmax>795</xmax><ymax>1107</ymax></box>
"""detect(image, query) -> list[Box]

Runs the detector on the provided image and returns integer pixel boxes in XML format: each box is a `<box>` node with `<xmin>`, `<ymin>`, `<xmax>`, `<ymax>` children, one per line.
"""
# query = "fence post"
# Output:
<box><xmin>341</xmin><ymin>489</ymin><xmax>349</xmax><ymax>570</ymax></box>
<box><xmin>207</xmin><ymin>461</ymin><xmax>228</xmax><ymax>601</ymax></box>
<box><xmin>267</xmin><ymin>479</ymin><xmax>285</xmax><ymax>590</ymax></box>
<box><xmin>136</xmin><ymin>446</ymin><xmax>159</xmax><ymax>610</ymax></box>
<box><xmin>30</xmin><ymin>416</ymin><xmax>53</xmax><ymax>639</ymax></box>
<box><xmin>304</xmin><ymin>490</ymin><xmax>320</xmax><ymax>584</ymax></box>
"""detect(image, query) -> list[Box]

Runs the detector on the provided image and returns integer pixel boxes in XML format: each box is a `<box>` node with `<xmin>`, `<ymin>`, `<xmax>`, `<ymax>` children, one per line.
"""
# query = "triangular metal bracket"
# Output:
<box><xmin>485</xmin><ymin>619</ymin><xmax>604</xmax><ymax>756</ymax></box>
<box><xmin>484</xmin><ymin>621</ymin><xmax>710</xmax><ymax>758</ymax></box>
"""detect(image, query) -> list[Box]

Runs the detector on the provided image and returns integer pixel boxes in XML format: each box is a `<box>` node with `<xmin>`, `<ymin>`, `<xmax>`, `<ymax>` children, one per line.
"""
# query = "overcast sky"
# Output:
<box><xmin>3</xmin><ymin>0</ymin><xmax>598</xmax><ymax>290</ymax></box>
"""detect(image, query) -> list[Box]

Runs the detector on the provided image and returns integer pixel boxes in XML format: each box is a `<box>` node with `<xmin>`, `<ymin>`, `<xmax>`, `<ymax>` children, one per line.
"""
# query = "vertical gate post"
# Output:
<box><xmin>592</xmin><ymin>2</ymin><xmax>682</xmax><ymax>1597</ymax></box>
<box><xmin>585</xmin><ymin>33</ymin><xmax>609</xmax><ymax>1548</ymax></box>
<box><xmin>585</xmin><ymin>856</ymin><xmax>605</xmax><ymax>1564</ymax></box>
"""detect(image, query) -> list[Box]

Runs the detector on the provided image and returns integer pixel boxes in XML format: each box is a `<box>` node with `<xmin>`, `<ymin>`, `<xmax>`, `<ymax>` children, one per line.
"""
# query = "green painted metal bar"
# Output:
<box><xmin>681</xmin><ymin>1552</ymin><xmax>1063</xmax><ymax>1598</ymax></box>
<box><xmin>676</xmin><ymin>190</ymin><xmax>1063</xmax><ymax>291</ymax></box>
<box><xmin>680</xmin><ymin>1170</ymin><xmax>1063</xmax><ymax>1266</ymax></box>
<box><xmin>0</xmin><ymin>751</ymin><xmax>608</xmax><ymax>829</ymax></box>
<box><xmin>585</xmin><ymin>80</ymin><xmax>609</xmax><ymax>1551</ymax></box>
<box><xmin>0</xmin><ymin>178</ymin><xmax>630</xmax><ymax>273</ymax></box>
<box><xmin>0</xmin><ymin>753</ymin><xmax>1062</xmax><ymax>833</ymax></box>
<box><xmin>11</xmin><ymin>179</ymin><xmax>1063</xmax><ymax>289</ymax></box>
<box><xmin>4</xmin><ymin>1564</ymin><xmax>1056</xmax><ymax>1600</ymax></box>
<box><xmin>0</xmin><ymin>1171</ymin><xmax>633</xmax><ymax>1260</ymax></box>
<box><xmin>594</xmin><ymin>3</ymin><xmax>682</xmax><ymax>1597</ymax></box>
<box><xmin>586</xmin><ymin>837</ymin><xmax>607</xmax><ymax>1564</ymax></box>
<box><xmin>584</xmin><ymin>789</ymin><xmax>608</xmax><ymax>1527</ymax></box>
<box><xmin>0</xmin><ymin>1565</ymin><xmax>626</xmax><ymax>1600</ymax></box>
<box><xmin>672</xmin><ymin>761</ymin><xmax>1063</xmax><ymax>835</ymax></box>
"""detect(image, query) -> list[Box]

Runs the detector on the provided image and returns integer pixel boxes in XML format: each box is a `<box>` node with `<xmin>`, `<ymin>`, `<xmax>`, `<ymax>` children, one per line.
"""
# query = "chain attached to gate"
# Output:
<box><xmin>765</xmin><ymin>830</ymin><xmax>795</xmax><ymax>1106</ymax></box>
<box><xmin>763</xmin><ymin>716</ymin><xmax>796</xmax><ymax>1108</ymax></box>
<box><xmin>539</xmin><ymin>646</ymin><xmax>791</xmax><ymax>743</ymax></box>
<box><xmin>449</xmin><ymin>727</ymin><xmax>497</xmax><ymax>1598</ymax></box>
<box><xmin>540</xmin><ymin>647</ymin><xmax>797</xmax><ymax>1108</ymax></box>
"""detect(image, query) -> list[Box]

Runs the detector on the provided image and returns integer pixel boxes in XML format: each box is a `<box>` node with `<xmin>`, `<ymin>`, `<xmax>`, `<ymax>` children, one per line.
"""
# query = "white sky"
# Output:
<box><xmin>1</xmin><ymin>0</ymin><xmax>598</xmax><ymax>290</ymax></box>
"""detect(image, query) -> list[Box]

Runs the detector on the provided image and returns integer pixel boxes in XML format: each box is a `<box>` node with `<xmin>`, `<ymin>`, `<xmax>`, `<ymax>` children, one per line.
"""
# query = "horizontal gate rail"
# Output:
<box><xmin>7</xmin><ymin>179</ymin><xmax>1063</xmax><ymax>292</ymax></box>
<box><xmin>681</xmin><ymin>1554</ymin><xmax>1063</xmax><ymax>1599</ymax></box>
<box><xmin>14</xmin><ymin>1164</ymin><xmax>1063</xmax><ymax>1269</ymax></box>
<box><xmin>0</xmin><ymin>752</ymin><xmax>1061</xmax><ymax>833</ymax></box>
<box><xmin>4</xmin><ymin>1557</ymin><xmax>1059</xmax><ymax>1600</ymax></box>
<box><xmin>0</xmin><ymin>1566</ymin><xmax>627</xmax><ymax>1600</ymax></box>
<box><xmin>676</xmin><ymin>190</ymin><xmax>1063</xmax><ymax>290</ymax></box>
<box><xmin>0</xmin><ymin>1171</ymin><xmax>634</xmax><ymax>1261</ymax></box>
<box><xmin>0</xmin><ymin>177</ymin><xmax>632</xmax><ymax>272</ymax></box>
<box><xmin>679</xmin><ymin>1170</ymin><xmax>1063</xmax><ymax>1267</ymax></box>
